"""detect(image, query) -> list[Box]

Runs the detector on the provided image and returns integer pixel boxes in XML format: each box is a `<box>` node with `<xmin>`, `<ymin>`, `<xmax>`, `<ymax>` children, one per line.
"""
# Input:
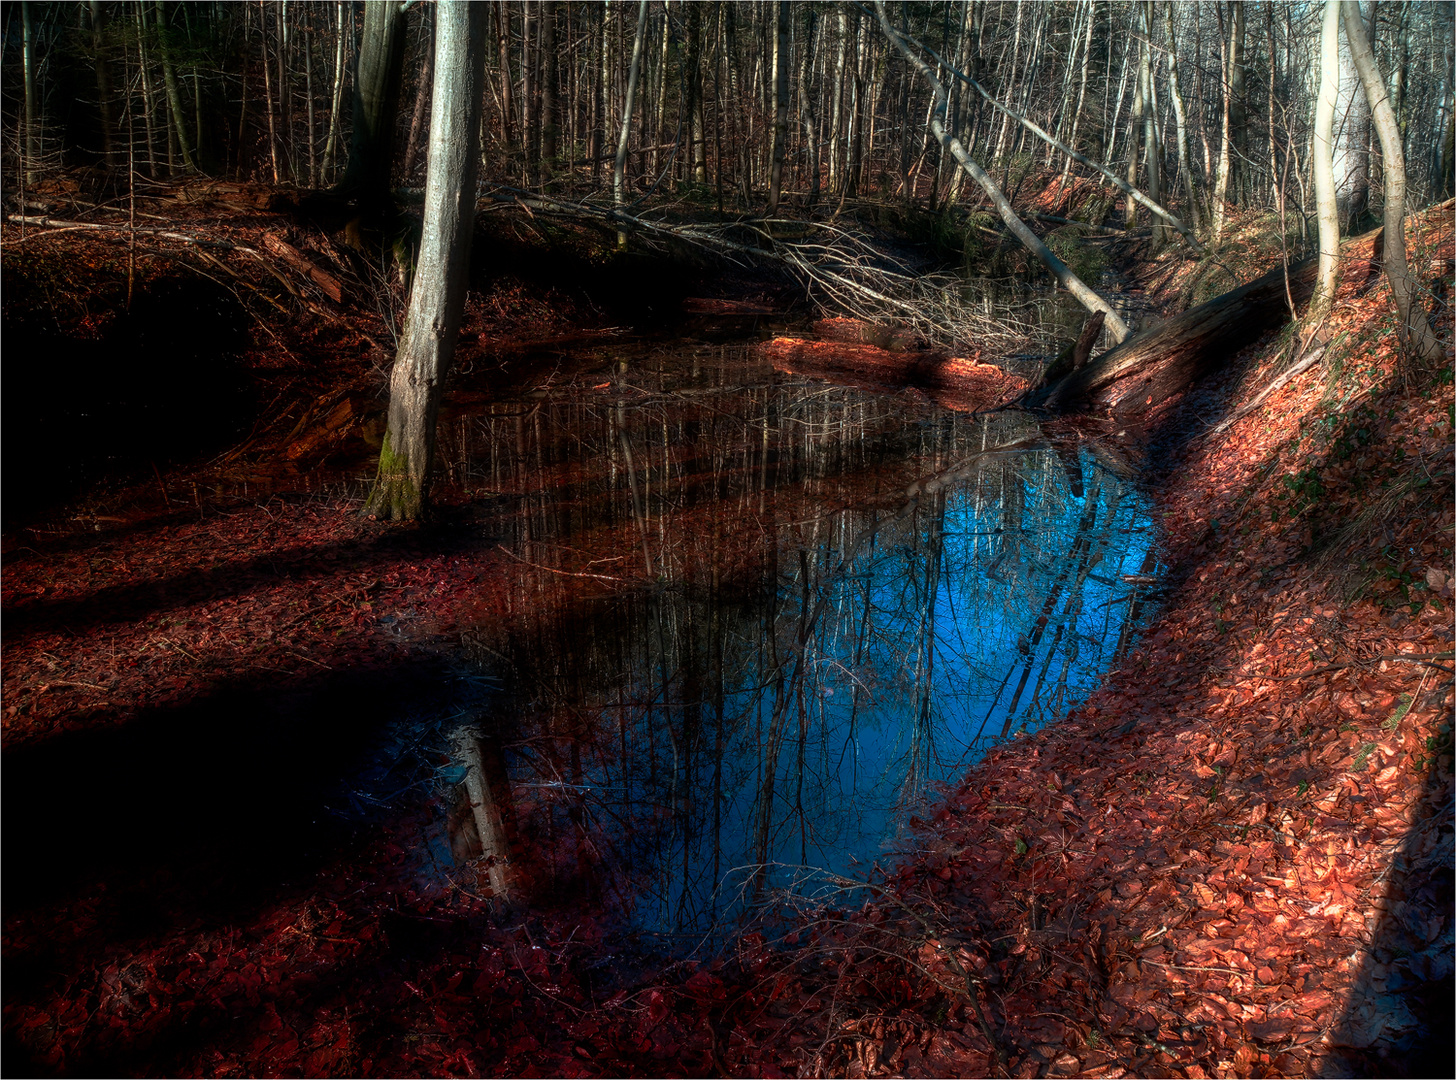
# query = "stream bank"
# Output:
<box><xmin>3</xmin><ymin>190</ymin><xmax>1451</xmax><ymax>1078</ymax></box>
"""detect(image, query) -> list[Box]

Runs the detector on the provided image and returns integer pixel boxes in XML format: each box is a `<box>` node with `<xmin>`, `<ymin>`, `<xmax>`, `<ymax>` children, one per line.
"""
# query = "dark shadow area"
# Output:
<box><xmin>2</xmin><ymin>653</ymin><xmax>459</xmax><ymax>915</ymax></box>
<box><xmin>1</xmin><ymin>652</ymin><xmax>485</xmax><ymax>1072</ymax></box>
<box><xmin>1</xmin><ymin>273</ymin><xmax>255</xmax><ymax>524</ymax></box>
<box><xmin>1325</xmin><ymin>731</ymin><xmax>1455</xmax><ymax>1077</ymax></box>
<box><xmin>2</xmin><ymin>502</ymin><xmax>502</xmax><ymax>642</ymax></box>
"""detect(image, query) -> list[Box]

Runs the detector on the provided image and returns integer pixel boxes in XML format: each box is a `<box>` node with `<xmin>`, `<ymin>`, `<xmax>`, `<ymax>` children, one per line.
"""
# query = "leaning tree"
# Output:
<box><xmin>364</xmin><ymin>0</ymin><xmax>487</xmax><ymax>522</ymax></box>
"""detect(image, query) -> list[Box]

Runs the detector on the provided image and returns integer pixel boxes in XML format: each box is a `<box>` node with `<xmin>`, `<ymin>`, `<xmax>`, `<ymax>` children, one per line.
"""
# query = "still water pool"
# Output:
<box><xmin>399</xmin><ymin>330</ymin><xmax>1159</xmax><ymax>939</ymax></box>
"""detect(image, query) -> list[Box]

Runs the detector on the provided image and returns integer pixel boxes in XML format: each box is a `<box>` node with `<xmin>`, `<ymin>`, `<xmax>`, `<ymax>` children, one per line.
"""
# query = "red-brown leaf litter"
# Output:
<box><xmin>2</xmin><ymin>189</ymin><xmax>1451</xmax><ymax>1078</ymax></box>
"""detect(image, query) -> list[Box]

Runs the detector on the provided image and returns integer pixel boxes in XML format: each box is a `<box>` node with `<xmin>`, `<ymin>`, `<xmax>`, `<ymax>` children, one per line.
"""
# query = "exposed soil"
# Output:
<box><xmin>2</xmin><ymin>186</ymin><xmax>1451</xmax><ymax>1078</ymax></box>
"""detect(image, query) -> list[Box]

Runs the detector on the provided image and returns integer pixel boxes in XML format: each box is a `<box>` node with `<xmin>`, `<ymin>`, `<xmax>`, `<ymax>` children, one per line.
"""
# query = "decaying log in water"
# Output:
<box><xmin>449</xmin><ymin>727</ymin><xmax>512</xmax><ymax>901</ymax></box>
<box><xmin>1033</xmin><ymin>228</ymin><xmax>1383</xmax><ymax>424</ymax></box>
<box><xmin>1035</xmin><ymin>310</ymin><xmax>1106</xmax><ymax>390</ymax></box>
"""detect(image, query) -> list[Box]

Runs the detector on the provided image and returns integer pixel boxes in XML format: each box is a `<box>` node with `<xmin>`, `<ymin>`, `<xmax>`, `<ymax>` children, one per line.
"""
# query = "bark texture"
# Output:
<box><xmin>341</xmin><ymin>0</ymin><xmax>407</xmax><ymax>203</ymax></box>
<box><xmin>365</xmin><ymin>0</ymin><xmax>486</xmax><ymax>522</ymax></box>
<box><xmin>1341</xmin><ymin>1</ymin><xmax>1445</xmax><ymax>363</ymax></box>
<box><xmin>1312</xmin><ymin>0</ymin><xmax>1343</xmax><ymax>320</ymax></box>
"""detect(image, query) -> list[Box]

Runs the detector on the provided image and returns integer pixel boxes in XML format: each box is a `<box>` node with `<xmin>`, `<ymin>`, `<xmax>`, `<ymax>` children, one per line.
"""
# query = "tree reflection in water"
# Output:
<box><xmin>434</xmin><ymin>340</ymin><xmax>1159</xmax><ymax>938</ymax></box>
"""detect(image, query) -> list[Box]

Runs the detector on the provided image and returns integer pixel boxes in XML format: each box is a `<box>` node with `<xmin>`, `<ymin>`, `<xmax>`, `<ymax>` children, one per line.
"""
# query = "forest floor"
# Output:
<box><xmin>2</xmin><ymin>181</ymin><xmax>1452</xmax><ymax>1078</ymax></box>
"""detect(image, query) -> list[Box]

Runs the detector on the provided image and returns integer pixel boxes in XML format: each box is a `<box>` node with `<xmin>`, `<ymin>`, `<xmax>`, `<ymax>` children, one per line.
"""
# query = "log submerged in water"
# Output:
<box><xmin>1032</xmin><ymin>228</ymin><xmax>1383</xmax><ymax>424</ymax></box>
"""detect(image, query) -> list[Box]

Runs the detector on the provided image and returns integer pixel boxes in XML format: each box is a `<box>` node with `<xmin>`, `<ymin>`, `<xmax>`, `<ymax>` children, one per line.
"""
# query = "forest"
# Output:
<box><xmin>2</xmin><ymin>0</ymin><xmax>1453</xmax><ymax>1077</ymax></box>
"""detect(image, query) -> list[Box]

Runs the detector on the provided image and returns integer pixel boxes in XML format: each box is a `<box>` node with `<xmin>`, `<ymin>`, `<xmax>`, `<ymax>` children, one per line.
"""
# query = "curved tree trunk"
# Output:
<box><xmin>1334</xmin><ymin>1</ymin><xmax>1372</xmax><ymax>230</ymax></box>
<box><xmin>1341</xmin><ymin>0</ymin><xmax>1444</xmax><ymax>362</ymax></box>
<box><xmin>365</xmin><ymin>0</ymin><xmax>486</xmax><ymax>522</ymax></box>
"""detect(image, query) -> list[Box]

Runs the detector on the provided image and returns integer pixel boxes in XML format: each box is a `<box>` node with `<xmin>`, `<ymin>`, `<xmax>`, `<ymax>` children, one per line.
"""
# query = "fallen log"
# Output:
<box><xmin>1033</xmin><ymin>228</ymin><xmax>1383</xmax><ymax>424</ymax></box>
<box><xmin>262</xmin><ymin>232</ymin><xmax>346</xmax><ymax>303</ymax></box>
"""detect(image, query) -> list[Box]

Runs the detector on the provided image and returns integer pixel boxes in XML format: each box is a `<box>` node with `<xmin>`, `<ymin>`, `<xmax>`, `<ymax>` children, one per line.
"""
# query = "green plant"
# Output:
<box><xmin>1382</xmin><ymin>693</ymin><xmax>1414</xmax><ymax>732</ymax></box>
<box><xmin>1352</xmin><ymin>742</ymin><xmax>1377</xmax><ymax>771</ymax></box>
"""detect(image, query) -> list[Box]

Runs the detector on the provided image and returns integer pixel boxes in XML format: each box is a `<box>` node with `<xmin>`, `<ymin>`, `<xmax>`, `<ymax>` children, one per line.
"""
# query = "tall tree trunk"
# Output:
<box><xmin>1124</xmin><ymin>7</ymin><xmax>1148</xmax><ymax>226</ymax></box>
<box><xmin>1334</xmin><ymin>0</ymin><xmax>1372</xmax><ymax>229</ymax></box>
<box><xmin>540</xmin><ymin>3</ymin><xmax>558</xmax><ymax>173</ymax></box>
<box><xmin>593</xmin><ymin>0</ymin><xmax>610</xmax><ymax>186</ymax></box>
<box><xmin>322</xmin><ymin>0</ymin><xmax>346</xmax><ymax>182</ymax></box>
<box><xmin>89</xmin><ymin>1</ymin><xmax>119</xmax><ymax>168</ymax></box>
<box><xmin>1211</xmin><ymin>0</ymin><xmax>1243</xmax><ymax>242</ymax></box>
<box><xmin>1312</xmin><ymin>0</ymin><xmax>1343</xmax><ymax>319</ymax></box>
<box><xmin>341</xmin><ymin>0</ymin><xmax>406</xmax><ymax>206</ymax></box>
<box><xmin>798</xmin><ymin>6</ymin><xmax>820</xmax><ymax>208</ymax></box>
<box><xmin>258</xmin><ymin>0</ymin><xmax>281</xmax><ymax>184</ymax></box>
<box><xmin>686</xmin><ymin>0</ymin><xmax>705</xmax><ymax>183</ymax></box>
<box><xmin>767</xmin><ymin>0</ymin><xmax>790</xmax><ymax>214</ymax></box>
<box><xmin>22</xmin><ymin>0</ymin><xmax>42</xmax><ymax>184</ymax></box>
<box><xmin>1140</xmin><ymin>4</ymin><xmax>1165</xmax><ymax>245</ymax></box>
<box><xmin>1341</xmin><ymin>0</ymin><xmax>1443</xmax><ymax>361</ymax></box>
<box><xmin>303</xmin><ymin>17</ymin><xmax>318</xmax><ymax>184</ymax></box>
<box><xmin>1162</xmin><ymin>1</ymin><xmax>1201</xmax><ymax>234</ymax></box>
<box><xmin>365</xmin><ymin>0</ymin><xmax>487</xmax><ymax>522</ymax></box>
<box><xmin>613</xmin><ymin>0</ymin><xmax>649</xmax><ymax>246</ymax></box>
<box><xmin>522</xmin><ymin>0</ymin><xmax>537</xmax><ymax>181</ymax></box>
<box><xmin>497</xmin><ymin>0</ymin><xmax>517</xmax><ymax>164</ymax></box>
<box><xmin>1226</xmin><ymin>0</ymin><xmax>1246</xmax><ymax>203</ymax></box>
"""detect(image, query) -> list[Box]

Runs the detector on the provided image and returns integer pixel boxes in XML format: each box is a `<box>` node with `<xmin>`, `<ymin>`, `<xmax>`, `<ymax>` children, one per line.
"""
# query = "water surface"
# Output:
<box><xmin>414</xmin><ymin>332</ymin><xmax>1160</xmax><ymax>938</ymax></box>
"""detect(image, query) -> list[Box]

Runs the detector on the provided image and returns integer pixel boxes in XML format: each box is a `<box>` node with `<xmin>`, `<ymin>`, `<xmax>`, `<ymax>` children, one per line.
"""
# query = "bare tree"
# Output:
<box><xmin>1341</xmin><ymin>0</ymin><xmax>1444</xmax><ymax>362</ymax></box>
<box><xmin>1312</xmin><ymin>0</ymin><xmax>1343</xmax><ymax>320</ymax></box>
<box><xmin>613</xmin><ymin>0</ymin><xmax>649</xmax><ymax>247</ymax></box>
<box><xmin>874</xmin><ymin>0</ymin><xmax>1131</xmax><ymax>343</ymax></box>
<box><xmin>767</xmin><ymin>0</ymin><xmax>790</xmax><ymax>214</ymax></box>
<box><xmin>365</xmin><ymin>0</ymin><xmax>487</xmax><ymax>521</ymax></box>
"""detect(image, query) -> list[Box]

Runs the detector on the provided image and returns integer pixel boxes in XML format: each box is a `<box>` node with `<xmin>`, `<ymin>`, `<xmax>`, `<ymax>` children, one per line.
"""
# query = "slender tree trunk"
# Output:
<box><xmin>593</xmin><ymin>0</ymin><xmax>610</xmax><ymax>186</ymax></box>
<box><xmin>1141</xmin><ymin>5</ymin><xmax>1165</xmax><ymax>245</ymax></box>
<box><xmin>540</xmin><ymin>3</ymin><xmax>558</xmax><ymax>173</ymax></box>
<box><xmin>185</xmin><ymin>5</ymin><xmax>206</xmax><ymax>172</ymax></box>
<box><xmin>798</xmin><ymin>7</ymin><xmax>820</xmax><ymax>208</ymax></box>
<box><xmin>259</xmin><ymin>0</ymin><xmax>281</xmax><ymax>184</ymax></box>
<box><xmin>1163</xmin><ymin>1</ymin><xmax>1200</xmax><ymax>234</ymax></box>
<box><xmin>1334</xmin><ymin>0</ymin><xmax>1372</xmax><ymax>229</ymax></box>
<box><xmin>366</xmin><ymin>0</ymin><xmax>487</xmax><ymax>522</ymax></box>
<box><xmin>1124</xmin><ymin>9</ymin><xmax>1147</xmax><ymax>226</ymax></box>
<box><xmin>828</xmin><ymin>7</ymin><xmax>846</xmax><ymax>193</ymax></box>
<box><xmin>497</xmin><ymin>0</ymin><xmax>517</xmax><ymax>164</ymax></box>
<box><xmin>614</xmin><ymin>0</ymin><xmax>649</xmax><ymax>245</ymax></box>
<box><xmin>1312</xmin><ymin>0</ymin><xmax>1343</xmax><ymax>319</ymax></box>
<box><xmin>650</xmin><ymin>1</ymin><xmax>668</xmax><ymax>176</ymax></box>
<box><xmin>1226</xmin><ymin>0</ymin><xmax>1246</xmax><ymax>203</ymax></box>
<box><xmin>322</xmin><ymin>0</ymin><xmax>346</xmax><ymax>182</ymax></box>
<box><xmin>1211</xmin><ymin>0</ymin><xmax>1243</xmax><ymax>242</ymax></box>
<box><xmin>686</xmin><ymin>0</ymin><xmax>705</xmax><ymax>183</ymax></box>
<box><xmin>22</xmin><ymin>1</ymin><xmax>42</xmax><ymax>184</ymax></box>
<box><xmin>304</xmin><ymin>18</ymin><xmax>318</xmax><ymax>184</ymax></box>
<box><xmin>403</xmin><ymin>7</ymin><xmax>435</xmax><ymax>180</ymax></box>
<box><xmin>522</xmin><ymin>1</ymin><xmax>537</xmax><ymax>180</ymax></box>
<box><xmin>1341</xmin><ymin>0</ymin><xmax>1443</xmax><ymax>361</ymax></box>
<box><xmin>278</xmin><ymin>0</ymin><xmax>292</xmax><ymax>179</ymax></box>
<box><xmin>767</xmin><ymin>1</ymin><xmax>790</xmax><ymax>214</ymax></box>
<box><xmin>341</xmin><ymin>0</ymin><xmax>406</xmax><ymax>204</ymax></box>
<box><xmin>89</xmin><ymin>1</ymin><xmax>119</xmax><ymax>168</ymax></box>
